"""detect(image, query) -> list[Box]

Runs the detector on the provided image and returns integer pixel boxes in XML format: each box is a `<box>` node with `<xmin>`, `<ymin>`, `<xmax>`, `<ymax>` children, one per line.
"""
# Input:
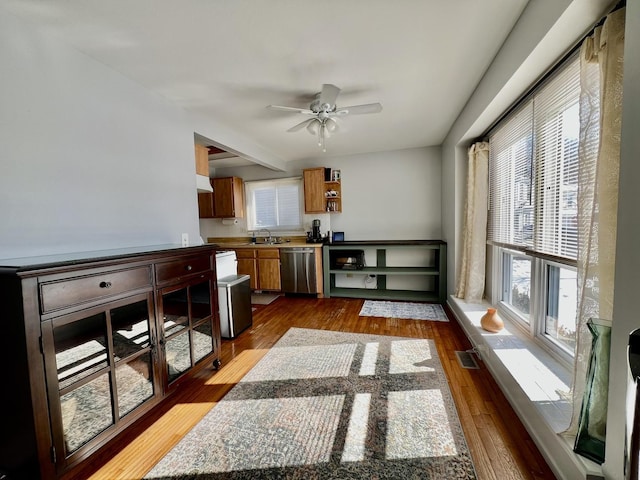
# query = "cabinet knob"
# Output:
<box><xmin>185</xmin><ymin>265</ymin><xmax>193</xmax><ymax>271</ymax></box>
<box><xmin>99</xmin><ymin>281</ymin><xmax>112</xmax><ymax>289</ymax></box>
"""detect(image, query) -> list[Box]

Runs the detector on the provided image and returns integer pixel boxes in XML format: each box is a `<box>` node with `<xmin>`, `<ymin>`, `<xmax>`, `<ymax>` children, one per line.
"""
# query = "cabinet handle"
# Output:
<box><xmin>99</xmin><ymin>281</ymin><xmax>112</xmax><ymax>289</ymax></box>
<box><xmin>185</xmin><ymin>265</ymin><xmax>193</xmax><ymax>271</ymax></box>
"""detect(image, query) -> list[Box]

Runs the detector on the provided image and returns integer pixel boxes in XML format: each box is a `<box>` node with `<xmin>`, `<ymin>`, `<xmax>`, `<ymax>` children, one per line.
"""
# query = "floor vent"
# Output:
<box><xmin>455</xmin><ymin>350</ymin><xmax>480</xmax><ymax>369</ymax></box>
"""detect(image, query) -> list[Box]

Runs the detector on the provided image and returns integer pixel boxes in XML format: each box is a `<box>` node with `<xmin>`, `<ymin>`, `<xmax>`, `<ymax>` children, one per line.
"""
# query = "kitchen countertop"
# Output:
<box><xmin>208</xmin><ymin>238</ymin><xmax>324</xmax><ymax>249</ymax></box>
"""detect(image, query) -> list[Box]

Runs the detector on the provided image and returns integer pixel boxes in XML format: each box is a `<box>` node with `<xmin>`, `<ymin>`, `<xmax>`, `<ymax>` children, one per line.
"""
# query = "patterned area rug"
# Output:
<box><xmin>145</xmin><ymin>328</ymin><xmax>476</xmax><ymax>479</ymax></box>
<box><xmin>359</xmin><ymin>300</ymin><xmax>448</xmax><ymax>321</ymax></box>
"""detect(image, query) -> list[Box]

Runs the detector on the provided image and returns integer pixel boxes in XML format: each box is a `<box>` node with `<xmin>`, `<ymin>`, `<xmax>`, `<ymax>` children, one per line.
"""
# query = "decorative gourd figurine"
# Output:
<box><xmin>480</xmin><ymin>307</ymin><xmax>504</xmax><ymax>333</ymax></box>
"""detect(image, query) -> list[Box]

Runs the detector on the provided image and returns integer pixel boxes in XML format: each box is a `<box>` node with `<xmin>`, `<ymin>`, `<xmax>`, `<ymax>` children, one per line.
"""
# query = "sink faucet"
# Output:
<box><xmin>258</xmin><ymin>228</ymin><xmax>272</xmax><ymax>243</ymax></box>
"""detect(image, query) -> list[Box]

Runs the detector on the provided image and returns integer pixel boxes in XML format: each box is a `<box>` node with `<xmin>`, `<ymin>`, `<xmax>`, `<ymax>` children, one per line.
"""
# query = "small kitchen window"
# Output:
<box><xmin>244</xmin><ymin>177</ymin><xmax>304</xmax><ymax>232</ymax></box>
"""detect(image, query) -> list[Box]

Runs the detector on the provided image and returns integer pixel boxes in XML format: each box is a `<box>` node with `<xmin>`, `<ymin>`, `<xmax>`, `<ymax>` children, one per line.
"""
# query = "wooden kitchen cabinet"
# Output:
<box><xmin>303</xmin><ymin>167</ymin><xmax>341</xmax><ymax>213</ymax></box>
<box><xmin>235</xmin><ymin>249</ymin><xmax>258</xmax><ymax>290</ymax></box>
<box><xmin>196</xmin><ymin>145</ymin><xmax>215</xmax><ymax>218</ymax></box>
<box><xmin>303</xmin><ymin>167</ymin><xmax>326</xmax><ymax>213</ymax></box>
<box><xmin>257</xmin><ymin>249</ymin><xmax>281</xmax><ymax>291</ymax></box>
<box><xmin>0</xmin><ymin>245</ymin><xmax>221</xmax><ymax>479</ymax></box>
<box><xmin>212</xmin><ymin>176</ymin><xmax>244</xmax><ymax>218</ymax></box>
<box><xmin>194</xmin><ymin>144</ymin><xmax>209</xmax><ymax>176</ymax></box>
<box><xmin>234</xmin><ymin>248</ymin><xmax>281</xmax><ymax>292</ymax></box>
<box><xmin>198</xmin><ymin>190</ymin><xmax>215</xmax><ymax>218</ymax></box>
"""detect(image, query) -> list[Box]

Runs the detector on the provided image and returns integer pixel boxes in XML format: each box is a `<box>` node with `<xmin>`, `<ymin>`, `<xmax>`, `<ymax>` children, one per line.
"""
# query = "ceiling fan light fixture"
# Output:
<box><xmin>267</xmin><ymin>83</ymin><xmax>382</xmax><ymax>153</ymax></box>
<box><xmin>325</xmin><ymin>117</ymin><xmax>338</xmax><ymax>134</ymax></box>
<box><xmin>306</xmin><ymin>119</ymin><xmax>319</xmax><ymax>135</ymax></box>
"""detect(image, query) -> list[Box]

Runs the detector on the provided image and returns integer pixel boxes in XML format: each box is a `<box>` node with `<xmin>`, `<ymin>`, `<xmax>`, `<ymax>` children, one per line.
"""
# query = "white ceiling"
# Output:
<box><xmin>1</xmin><ymin>0</ymin><xmax>531</xmax><ymax>166</ymax></box>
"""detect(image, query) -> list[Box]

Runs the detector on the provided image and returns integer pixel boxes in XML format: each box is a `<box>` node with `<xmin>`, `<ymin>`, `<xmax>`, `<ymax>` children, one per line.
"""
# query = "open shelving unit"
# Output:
<box><xmin>322</xmin><ymin>240</ymin><xmax>447</xmax><ymax>303</ymax></box>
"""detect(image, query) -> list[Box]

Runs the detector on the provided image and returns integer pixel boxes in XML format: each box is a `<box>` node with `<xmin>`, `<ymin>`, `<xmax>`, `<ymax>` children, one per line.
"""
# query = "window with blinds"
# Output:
<box><xmin>488</xmin><ymin>52</ymin><xmax>581</xmax><ymax>262</ymax></box>
<box><xmin>245</xmin><ymin>177</ymin><xmax>303</xmax><ymax>231</ymax></box>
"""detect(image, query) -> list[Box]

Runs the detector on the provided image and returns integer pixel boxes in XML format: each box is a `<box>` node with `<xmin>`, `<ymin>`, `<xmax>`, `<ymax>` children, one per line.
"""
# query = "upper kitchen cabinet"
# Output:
<box><xmin>303</xmin><ymin>167</ymin><xmax>341</xmax><ymax>213</ymax></box>
<box><xmin>195</xmin><ymin>144</ymin><xmax>209</xmax><ymax>176</ymax></box>
<box><xmin>212</xmin><ymin>176</ymin><xmax>244</xmax><ymax>218</ymax></box>
<box><xmin>198</xmin><ymin>190</ymin><xmax>214</xmax><ymax>218</ymax></box>
<box><xmin>195</xmin><ymin>144</ymin><xmax>213</xmax><ymax>193</ymax></box>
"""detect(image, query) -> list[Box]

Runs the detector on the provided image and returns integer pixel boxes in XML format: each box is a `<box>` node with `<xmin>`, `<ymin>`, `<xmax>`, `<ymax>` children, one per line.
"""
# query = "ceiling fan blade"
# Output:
<box><xmin>335</xmin><ymin>103</ymin><xmax>383</xmax><ymax>115</ymax></box>
<box><xmin>287</xmin><ymin>118</ymin><xmax>315</xmax><ymax>132</ymax></box>
<box><xmin>318</xmin><ymin>84</ymin><xmax>341</xmax><ymax>108</ymax></box>
<box><xmin>267</xmin><ymin>105</ymin><xmax>314</xmax><ymax>114</ymax></box>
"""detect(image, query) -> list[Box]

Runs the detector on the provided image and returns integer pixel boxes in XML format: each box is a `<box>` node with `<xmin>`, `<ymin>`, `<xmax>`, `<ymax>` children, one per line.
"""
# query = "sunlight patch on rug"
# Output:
<box><xmin>145</xmin><ymin>327</ymin><xmax>476</xmax><ymax>479</ymax></box>
<box><xmin>389</xmin><ymin>339</ymin><xmax>437</xmax><ymax>374</ymax></box>
<box><xmin>387</xmin><ymin>389</ymin><xmax>457</xmax><ymax>459</ymax></box>
<box><xmin>359</xmin><ymin>300</ymin><xmax>448</xmax><ymax>321</ymax></box>
<box><xmin>240</xmin><ymin>343</ymin><xmax>357</xmax><ymax>382</ymax></box>
<box><xmin>146</xmin><ymin>395</ymin><xmax>344</xmax><ymax>475</ymax></box>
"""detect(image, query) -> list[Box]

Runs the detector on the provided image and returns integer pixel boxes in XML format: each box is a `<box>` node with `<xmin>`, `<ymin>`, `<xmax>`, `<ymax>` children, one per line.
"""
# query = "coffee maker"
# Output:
<box><xmin>307</xmin><ymin>219</ymin><xmax>324</xmax><ymax>243</ymax></box>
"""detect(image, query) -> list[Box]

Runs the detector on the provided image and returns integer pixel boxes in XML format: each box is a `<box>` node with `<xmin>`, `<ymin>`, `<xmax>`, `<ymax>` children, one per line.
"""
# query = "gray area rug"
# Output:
<box><xmin>359</xmin><ymin>300</ymin><xmax>448</xmax><ymax>321</ymax></box>
<box><xmin>145</xmin><ymin>327</ymin><xmax>476</xmax><ymax>479</ymax></box>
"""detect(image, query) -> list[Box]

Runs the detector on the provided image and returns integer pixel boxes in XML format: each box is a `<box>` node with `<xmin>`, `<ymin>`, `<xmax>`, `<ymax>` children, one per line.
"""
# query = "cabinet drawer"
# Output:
<box><xmin>40</xmin><ymin>266</ymin><xmax>152</xmax><ymax>314</ymax></box>
<box><xmin>155</xmin><ymin>254</ymin><xmax>211</xmax><ymax>283</ymax></box>
<box><xmin>235</xmin><ymin>249</ymin><xmax>256</xmax><ymax>259</ymax></box>
<box><xmin>258</xmin><ymin>248</ymin><xmax>280</xmax><ymax>259</ymax></box>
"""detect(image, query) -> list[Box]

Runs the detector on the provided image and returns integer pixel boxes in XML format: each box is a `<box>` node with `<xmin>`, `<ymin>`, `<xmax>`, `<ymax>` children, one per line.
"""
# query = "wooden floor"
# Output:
<box><xmin>63</xmin><ymin>296</ymin><xmax>557</xmax><ymax>480</ymax></box>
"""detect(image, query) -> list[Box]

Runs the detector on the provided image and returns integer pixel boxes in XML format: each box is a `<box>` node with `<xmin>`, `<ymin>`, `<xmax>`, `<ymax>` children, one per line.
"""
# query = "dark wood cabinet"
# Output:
<box><xmin>0</xmin><ymin>245</ymin><xmax>221</xmax><ymax>479</ymax></box>
<box><xmin>197</xmin><ymin>191</ymin><xmax>215</xmax><ymax>218</ymax></box>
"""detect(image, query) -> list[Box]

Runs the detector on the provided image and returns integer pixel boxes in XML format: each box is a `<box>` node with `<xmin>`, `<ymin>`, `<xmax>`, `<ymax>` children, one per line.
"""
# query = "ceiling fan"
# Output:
<box><xmin>267</xmin><ymin>84</ymin><xmax>382</xmax><ymax>152</ymax></box>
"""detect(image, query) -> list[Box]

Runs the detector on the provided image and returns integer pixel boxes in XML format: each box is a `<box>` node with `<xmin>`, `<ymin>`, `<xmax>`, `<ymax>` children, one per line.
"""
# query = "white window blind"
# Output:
<box><xmin>488</xmin><ymin>52</ymin><xmax>582</xmax><ymax>262</ymax></box>
<box><xmin>533</xmin><ymin>57</ymin><xmax>580</xmax><ymax>259</ymax></box>
<box><xmin>488</xmin><ymin>102</ymin><xmax>533</xmax><ymax>248</ymax></box>
<box><xmin>245</xmin><ymin>177</ymin><xmax>303</xmax><ymax>231</ymax></box>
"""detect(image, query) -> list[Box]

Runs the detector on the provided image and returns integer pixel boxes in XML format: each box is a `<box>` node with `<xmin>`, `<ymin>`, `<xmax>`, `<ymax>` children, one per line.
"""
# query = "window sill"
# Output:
<box><xmin>447</xmin><ymin>295</ymin><xmax>602</xmax><ymax>479</ymax></box>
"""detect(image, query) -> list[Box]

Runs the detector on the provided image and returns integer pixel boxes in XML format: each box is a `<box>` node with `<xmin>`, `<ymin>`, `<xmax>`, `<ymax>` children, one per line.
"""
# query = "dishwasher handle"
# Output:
<box><xmin>280</xmin><ymin>248</ymin><xmax>315</xmax><ymax>254</ymax></box>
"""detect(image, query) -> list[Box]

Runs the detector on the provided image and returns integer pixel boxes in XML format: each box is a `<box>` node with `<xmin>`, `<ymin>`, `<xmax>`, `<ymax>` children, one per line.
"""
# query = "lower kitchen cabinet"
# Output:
<box><xmin>235</xmin><ymin>248</ymin><xmax>258</xmax><ymax>289</ymax></box>
<box><xmin>0</xmin><ymin>245</ymin><xmax>220</xmax><ymax>479</ymax></box>
<box><xmin>257</xmin><ymin>249</ymin><xmax>281</xmax><ymax>291</ymax></box>
<box><xmin>234</xmin><ymin>248</ymin><xmax>281</xmax><ymax>292</ymax></box>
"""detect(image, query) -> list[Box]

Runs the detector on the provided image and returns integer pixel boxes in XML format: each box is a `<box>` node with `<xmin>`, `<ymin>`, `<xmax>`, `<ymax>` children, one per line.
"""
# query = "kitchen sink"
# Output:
<box><xmin>243</xmin><ymin>241</ymin><xmax>285</xmax><ymax>245</ymax></box>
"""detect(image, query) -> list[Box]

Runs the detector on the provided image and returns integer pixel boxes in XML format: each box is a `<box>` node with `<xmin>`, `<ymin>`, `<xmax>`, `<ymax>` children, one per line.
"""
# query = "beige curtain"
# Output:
<box><xmin>455</xmin><ymin>142</ymin><xmax>489</xmax><ymax>302</ymax></box>
<box><xmin>565</xmin><ymin>7</ymin><xmax>625</xmax><ymax>437</ymax></box>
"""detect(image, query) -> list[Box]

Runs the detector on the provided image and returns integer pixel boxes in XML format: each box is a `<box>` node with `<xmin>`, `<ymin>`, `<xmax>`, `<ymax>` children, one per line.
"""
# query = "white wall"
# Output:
<box><xmin>201</xmin><ymin>147</ymin><xmax>442</xmax><ymax>242</ymax></box>
<box><xmin>0</xmin><ymin>8</ymin><xmax>201</xmax><ymax>259</ymax></box>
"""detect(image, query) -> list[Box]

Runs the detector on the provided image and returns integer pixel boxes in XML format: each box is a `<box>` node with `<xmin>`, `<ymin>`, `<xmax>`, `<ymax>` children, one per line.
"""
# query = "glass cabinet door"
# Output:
<box><xmin>191</xmin><ymin>281</ymin><xmax>214</xmax><ymax>363</ymax></box>
<box><xmin>160</xmin><ymin>280</ymin><xmax>215</xmax><ymax>386</ymax></box>
<box><xmin>44</xmin><ymin>293</ymin><xmax>157</xmax><ymax>465</ymax></box>
<box><xmin>110</xmin><ymin>300</ymin><xmax>156</xmax><ymax>418</ymax></box>
<box><xmin>53</xmin><ymin>312</ymin><xmax>113</xmax><ymax>454</ymax></box>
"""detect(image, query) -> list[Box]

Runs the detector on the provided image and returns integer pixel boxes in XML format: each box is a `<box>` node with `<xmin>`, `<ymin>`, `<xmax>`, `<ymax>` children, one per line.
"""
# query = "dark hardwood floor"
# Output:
<box><xmin>63</xmin><ymin>296</ymin><xmax>556</xmax><ymax>480</ymax></box>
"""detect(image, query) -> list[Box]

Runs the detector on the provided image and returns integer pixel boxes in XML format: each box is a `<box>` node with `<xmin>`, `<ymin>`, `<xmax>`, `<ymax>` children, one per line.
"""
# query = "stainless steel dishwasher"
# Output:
<box><xmin>280</xmin><ymin>247</ymin><xmax>317</xmax><ymax>294</ymax></box>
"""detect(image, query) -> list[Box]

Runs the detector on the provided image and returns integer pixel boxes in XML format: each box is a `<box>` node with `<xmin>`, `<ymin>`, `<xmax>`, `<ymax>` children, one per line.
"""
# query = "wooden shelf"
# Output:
<box><xmin>328</xmin><ymin>287</ymin><xmax>440</xmax><ymax>302</ymax></box>
<box><xmin>328</xmin><ymin>266</ymin><xmax>440</xmax><ymax>275</ymax></box>
<box><xmin>323</xmin><ymin>241</ymin><xmax>447</xmax><ymax>303</ymax></box>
